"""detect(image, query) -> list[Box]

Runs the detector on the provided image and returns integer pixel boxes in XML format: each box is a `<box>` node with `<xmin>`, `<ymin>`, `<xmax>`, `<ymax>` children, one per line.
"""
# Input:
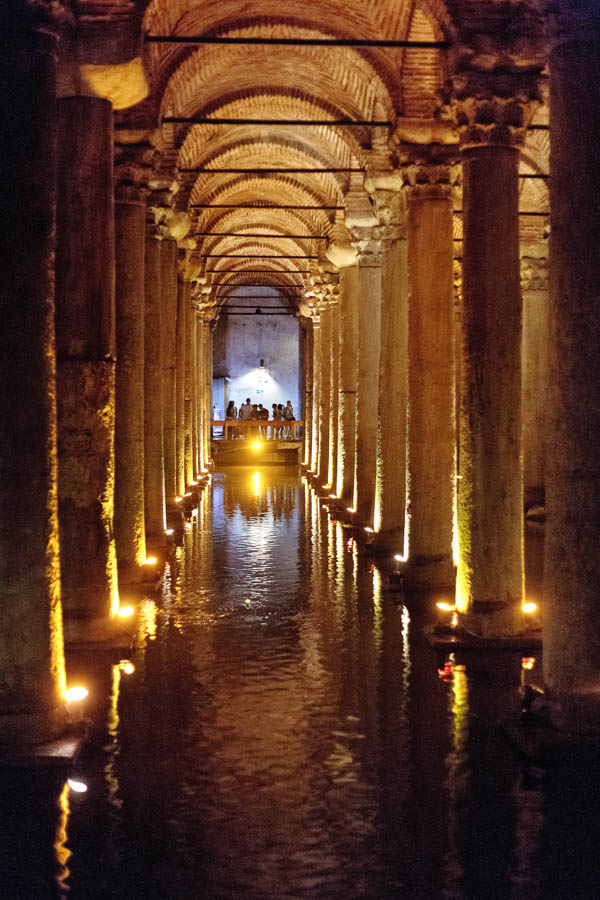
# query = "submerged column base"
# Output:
<box><xmin>458</xmin><ymin>601</ymin><xmax>530</xmax><ymax>639</ymax></box>
<box><xmin>402</xmin><ymin>555</ymin><xmax>455</xmax><ymax>591</ymax></box>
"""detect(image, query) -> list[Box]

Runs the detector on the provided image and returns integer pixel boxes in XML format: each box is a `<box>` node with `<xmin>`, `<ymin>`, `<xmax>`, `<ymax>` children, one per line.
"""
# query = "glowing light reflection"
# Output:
<box><xmin>54</xmin><ymin>782</ymin><xmax>71</xmax><ymax>894</ymax></box>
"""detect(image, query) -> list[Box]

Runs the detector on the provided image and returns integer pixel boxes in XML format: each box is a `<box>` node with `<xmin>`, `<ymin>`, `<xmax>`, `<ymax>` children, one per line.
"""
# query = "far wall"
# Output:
<box><xmin>213</xmin><ymin>294</ymin><xmax>300</xmax><ymax>418</ymax></box>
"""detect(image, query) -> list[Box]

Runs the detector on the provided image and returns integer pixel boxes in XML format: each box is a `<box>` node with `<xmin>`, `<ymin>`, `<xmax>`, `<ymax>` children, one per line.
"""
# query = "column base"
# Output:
<box><xmin>424</xmin><ymin>623</ymin><xmax>541</xmax><ymax>651</ymax></box>
<box><xmin>63</xmin><ymin>614</ymin><xmax>131</xmax><ymax>649</ymax></box>
<box><xmin>458</xmin><ymin>603</ymin><xmax>532</xmax><ymax>638</ymax></box>
<box><xmin>402</xmin><ymin>555</ymin><xmax>455</xmax><ymax>591</ymax></box>
<box><xmin>366</xmin><ymin>529</ymin><xmax>405</xmax><ymax>557</ymax></box>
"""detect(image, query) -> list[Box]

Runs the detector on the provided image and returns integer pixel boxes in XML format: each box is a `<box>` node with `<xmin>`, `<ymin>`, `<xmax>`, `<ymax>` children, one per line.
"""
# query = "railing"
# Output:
<box><xmin>211</xmin><ymin>420</ymin><xmax>304</xmax><ymax>441</ymax></box>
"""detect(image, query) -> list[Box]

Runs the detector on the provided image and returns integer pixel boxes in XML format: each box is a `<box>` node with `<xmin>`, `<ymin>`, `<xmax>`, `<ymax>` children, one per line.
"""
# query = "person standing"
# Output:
<box><xmin>226</xmin><ymin>400</ymin><xmax>238</xmax><ymax>439</ymax></box>
<box><xmin>238</xmin><ymin>397</ymin><xmax>253</xmax><ymax>440</ymax></box>
<box><xmin>283</xmin><ymin>400</ymin><xmax>295</xmax><ymax>439</ymax></box>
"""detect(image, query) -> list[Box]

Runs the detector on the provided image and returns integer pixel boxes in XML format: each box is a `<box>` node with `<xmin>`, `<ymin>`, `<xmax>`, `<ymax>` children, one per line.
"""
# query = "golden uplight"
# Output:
<box><xmin>118</xmin><ymin>660</ymin><xmax>135</xmax><ymax>675</ymax></box>
<box><xmin>65</xmin><ymin>686</ymin><xmax>88</xmax><ymax>703</ymax></box>
<box><xmin>252</xmin><ymin>441</ymin><xmax>261</xmax><ymax>450</ymax></box>
<box><xmin>522</xmin><ymin>602</ymin><xmax>538</xmax><ymax>614</ymax></box>
<box><xmin>116</xmin><ymin>606</ymin><xmax>134</xmax><ymax>618</ymax></box>
<box><xmin>436</xmin><ymin>602</ymin><xmax>455</xmax><ymax>613</ymax></box>
<box><xmin>142</xmin><ymin>556</ymin><xmax>157</xmax><ymax>566</ymax></box>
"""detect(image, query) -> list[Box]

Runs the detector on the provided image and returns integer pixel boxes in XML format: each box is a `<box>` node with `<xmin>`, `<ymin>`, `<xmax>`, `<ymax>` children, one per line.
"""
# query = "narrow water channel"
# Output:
<box><xmin>2</xmin><ymin>468</ymin><xmax>600</xmax><ymax>899</ymax></box>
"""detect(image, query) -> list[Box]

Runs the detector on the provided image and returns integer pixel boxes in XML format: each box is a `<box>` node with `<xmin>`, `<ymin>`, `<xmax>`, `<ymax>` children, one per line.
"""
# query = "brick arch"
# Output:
<box><xmin>144</xmin><ymin>1</ymin><xmax>447</xmax><ymax>110</ymax></box>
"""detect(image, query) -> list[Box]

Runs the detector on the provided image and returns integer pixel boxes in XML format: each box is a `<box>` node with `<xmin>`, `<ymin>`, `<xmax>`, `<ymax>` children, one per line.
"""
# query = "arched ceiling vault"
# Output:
<box><xmin>134</xmin><ymin>1</ymin><xmax>550</xmax><ymax>316</ymax></box>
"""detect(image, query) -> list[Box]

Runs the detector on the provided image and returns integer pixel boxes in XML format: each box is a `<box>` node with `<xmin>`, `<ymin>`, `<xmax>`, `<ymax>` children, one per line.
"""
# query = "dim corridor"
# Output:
<box><xmin>2</xmin><ymin>469</ymin><xmax>600</xmax><ymax>899</ymax></box>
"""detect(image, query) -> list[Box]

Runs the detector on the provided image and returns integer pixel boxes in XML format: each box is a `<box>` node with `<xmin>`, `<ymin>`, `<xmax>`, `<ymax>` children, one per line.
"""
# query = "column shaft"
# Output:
<box><xmin>175</xmin><ymin>275</ymin><xmax>186</xmax><ymax>496</ymax></box>
<box><xmin>310</xmin><ymin>322</ymin><xmax>321</xmax><ymax>472</ymax></box>
<box><xmin>328</xmin><ymin>303</ymin><xmax>340</xmax><ymax>492</ymax></box>
<box><xmin>405</xmin><ymin>191</ymin><xmax>455</xmax><ymax>586</ymax></box>
<box><xmin>457</xmin><ymin>146</ymin><xmax>524</xmax><ymax>633</ymax></box>
<box><xmin>301</xmin><ymin>322</ymin><xmax>313</xmax><ymax>466</ymax></box>
<box><xmin>114</xmin><ymin>198</ymin><xmax>146</xmax><ymax>567</ymax></box>
<box><xmin>317</xmin><ymin>306</ymin><xmax>331</xmax><ymax>486</ymax></box>
<box><xmin>354</xmin><ymin>261</ymin><xmax>382</xmax><ymax>526</ymax></box>
<box><xmin>336</xmin><ymin>265</ymin><xmax>359</xmax><ymax>505</ymax></box>
<box><xmin>161</xmin><ymin>239</ymin><xmax>178</xmax><ymax>501</ymax></box>
<box><xmin>374</xmin><ymin>237</ymin><xmax>409</xmax><ymax>549</ymax></box>
<box><xmin>55</xmin><ymin>95</ymin><xmax>119</xmax><ymax>632</ymax></box>
<box><xmin>0</xmin><ymin>25</ymin><xmax>66</xmax><ymax>741</ymax></box>
<box><xmin>184</xmin><ymin>285</ymin><xmax>194</xmax><ymax>485</ymax></box>
<box><xmin>544</xmin><ymin>12</ymin><xmax>600</xmax><ymax>730</ymax></box>
<box><xmin>144</xmin><ymin>235</ymin><xmax>166</xmax><ymax>540</ymax></box>
<box><xmin>521</xmin><ymin>255</ymin><xmax>548</xmax><ymax>507</ymax></box>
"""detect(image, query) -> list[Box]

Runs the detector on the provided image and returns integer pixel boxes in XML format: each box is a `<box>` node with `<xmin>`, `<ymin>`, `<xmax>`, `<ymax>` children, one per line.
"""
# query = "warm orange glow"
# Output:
<box><xmin>522</xmin><ymin>602</ymin><xmax>538</xmax><ymax>614</ymax></box>
<box><xmin>175</xmin><ymin>496</ymin><xmax>183</xmax><ymax>503</ymax></box>
<box><xmin>521</xmin><ymin>657</ymin><xmax>536</xmax><ymax>670</ymax></box>
<box><xmin>118</xmin><ymin>660</ymin><xmax>135</xmax><ymax>675</ymax></box>
<box><xmin>184</xmin><ymin>492</ymin><xmax>192</xmax><ymax>498</ymax></box>
<box><xmin>328</xmin><ymin>493</ymin><xmax>337</xmax><ymax>499</ymax></box>
<box><xmin>346</xmin><ymin>507</ymin><xmax>355</xmax><ymax>514</ymax></box>
<box><xmin>394</xmin><ymin>554</ymin><xmax>403</xmax><ymax>562</ymax></box>
<box><xmin>364</xmin><ymin>527</ymin><xmax>374</xmax><ymax>534</ymax></box>
<box><xmin>142</xmin><ymin>556</ymin><xmax>157</xmax><ymax>566</ymax></box>
<box><xmin>65</xmin><ymin>686</ymin><xmax>88</xmax><ymax>703</ymax></box>
<box><xmin>252</xmin><ymin>441</ymin><xmax>261</xmax><ymax>450</ymax></box>
<box><xmin>165</xmin><ymin>528</ymin><xmax>174</xmax><ymax>536</ymax></box>
<box><xmin>436</xmin><ymin>602</ymin><xmax>455</xmax><ymax>613</ymax></box>
<box><xmin>116</xmin><ymin>606</ymin><xmax>134</xmax><ymax>618</ymax></box>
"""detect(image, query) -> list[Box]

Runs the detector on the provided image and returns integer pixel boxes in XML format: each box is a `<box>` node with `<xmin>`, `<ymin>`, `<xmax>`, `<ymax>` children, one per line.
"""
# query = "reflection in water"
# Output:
<box><xmin>54</xmin><ymin>782</ymin><xmax>71</xmax><ymax>897</ymax></box>
<box><xmin>443</xmin><ymin>655</ymin><xmax>470</xmax><ymax>899</ymax></box>
<box><xmin>6</xmin><ymin>470</ymin><xmax>577</xmax><ymax>899</ymax></box>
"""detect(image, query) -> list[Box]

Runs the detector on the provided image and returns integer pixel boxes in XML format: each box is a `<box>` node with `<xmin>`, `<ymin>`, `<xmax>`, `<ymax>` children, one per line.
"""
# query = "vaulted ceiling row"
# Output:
<box><xmin>121</xmin><ymin>0</ymin><xmax>549</xmax><ymax>313</ymax></box>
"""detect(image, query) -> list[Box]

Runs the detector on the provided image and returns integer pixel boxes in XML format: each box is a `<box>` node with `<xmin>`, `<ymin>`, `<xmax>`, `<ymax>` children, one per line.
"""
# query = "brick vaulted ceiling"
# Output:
<box><xmin>121</xmin><ymin>1</ymin><xmax>549</xmax><ymax>308</ymax></box>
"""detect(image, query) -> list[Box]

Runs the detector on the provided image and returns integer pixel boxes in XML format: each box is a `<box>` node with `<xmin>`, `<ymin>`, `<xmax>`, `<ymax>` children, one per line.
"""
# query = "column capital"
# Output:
<box><xmin>349</xmin><ymin>227</ymin><xmax>384</xmax><ymax>266</ymax></box>
<box><xmin>448</xmin><ymin>65</ymin><xmax>544</xmax><ymax>149</ymax></box>
<box><xmin>114</xmin><ymin>136</ymin><xmax>159</xmax><ymax>205</ymax></box>
<box><xmin>395</xmin><ymin>143</ymin><xmax>460</xmax><ymax>202</ymax></box>
<box><xmin>520</xmin><ymin>250</ymin><xmax>549</xmax><ymax>292</ymax></box>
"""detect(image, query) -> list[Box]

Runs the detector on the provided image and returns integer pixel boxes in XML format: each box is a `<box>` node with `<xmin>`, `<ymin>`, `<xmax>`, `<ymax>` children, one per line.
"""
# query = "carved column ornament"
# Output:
<box><xmin>396</xmin><ymin>144</ymin><xmax>460</xmax><ymax>203</ymax></box>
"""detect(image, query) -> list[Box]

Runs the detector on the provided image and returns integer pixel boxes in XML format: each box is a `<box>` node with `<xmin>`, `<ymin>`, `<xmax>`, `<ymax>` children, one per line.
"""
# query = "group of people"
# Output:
<box><xmin>225</xmin><ymin>398</ymin><xmax>296</xmax><ymax>439</ymax></box>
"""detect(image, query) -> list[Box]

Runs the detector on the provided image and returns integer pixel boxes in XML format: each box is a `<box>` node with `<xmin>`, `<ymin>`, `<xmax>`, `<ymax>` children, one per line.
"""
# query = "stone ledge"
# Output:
<box><xmin>424</xmin><ymin>624</ymin><xmax>542</xmax><ymax>651</ymax></box>
<box><xmin>0</xmin><ymin>730</ymin><xmax>87</xmax><ymax>770</ymax></box>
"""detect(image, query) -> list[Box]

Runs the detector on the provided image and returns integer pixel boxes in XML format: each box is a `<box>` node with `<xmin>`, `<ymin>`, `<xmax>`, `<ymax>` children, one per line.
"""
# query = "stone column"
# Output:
<box><xmin>0</xmin><ymin>17</ymin><xmax>67</xmax><ymax>742</ymax></box>
<box><xmin>371</xmin><ymin>199</ymin><xmax>409</xmax><ymax>552</ymax></box>
<box><xmin>328</xmin><ymin>299</ymin><xmax>340</xmax><ymax>493</ymax></box>
<box><xmin>190</xmin><ymin>304</ymin><xmax>199</xmax><ymax>479</ymax></box>
<box><xmin>544</xmin><ymin>2</ymin><xmax>600</xmax><ymax>732</ymax></box>
<box><xmin>310</xmin><ymin>317</ymin><xmax>321</xmax><ymax>473</ymax></box>
<box><xmin>452</xmin><ymin>63</ymin><xmax>542</xmax><ymax>634</ymax></box>
<box><xmin>184</xmin><ymin>284</ymin><xmax>194</xmax><ymax>486</ymax></box>
<box><xmin>403</xmin><ymin>156</ymin><xmax>456</xmax><ymax>587</ymax></box>
<box><xmin>351</xmin><ymin>233</ymin><xmax>383</xmax><ymax>528</ymax></box>
<box><xmin>301</xmin><ymin>318</ymin><xmax>313</xmax><ymax>467</ymax></box>
<box><xmin>175</xmin><ymin>272</ymin><xmax>187</xmax><ymax>496</ymax></box>
<box><xmin>55</xmin><ymin>95</ymin><xmax>119</xmax><ymax>636</ymax></box>
<box><xmin>161</xmin><ymin>238</ymin><xmax>178</xmax><ymax>502</ymax></box>
<box><xmin>317</xmin><ymin>303</ymin><xmax>331</xmax><ymax>487</ymax></box>
<box><xmin>336</xmin><ymin>265</ymin><xmax>359</xmax><ymax>506</ymax></box>
<box><xmin>521</xmin><ymin>250</ymin><xmax>548</xmax><ymax>508</ymax></box>
<box><xmin>113</xmin><ymin>152</ymin><xmax>152</xmax><ymax>570</ymax></box>
<box><xmin>143</xmin><ymin>226</ymin><xmax>166</xmax><ymax>542</ymax></box>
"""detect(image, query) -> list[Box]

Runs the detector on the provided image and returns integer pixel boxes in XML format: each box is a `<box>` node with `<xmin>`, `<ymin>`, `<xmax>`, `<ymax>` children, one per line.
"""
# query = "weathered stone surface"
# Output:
<box><xmin>144</xmin><ymin>234</ymin><xmax>166</xmax><ymax>540</ymax></box>
<box><xmin>55</xmin><ymin>93</ymin><xmax>119</xmax><ymax>634</ymax></box>
<box><xmin>114</xmin><ymin>199</ymin><xmax>146</xmax><ymax>567</ymax></box>
<box><xmin>0</xmin><ymin>22</ymin><xmax>67</xmax><ymax>743</ymax></box>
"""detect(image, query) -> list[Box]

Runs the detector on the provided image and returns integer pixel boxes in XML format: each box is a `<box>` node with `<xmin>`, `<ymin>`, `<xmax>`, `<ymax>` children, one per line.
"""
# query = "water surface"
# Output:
<box><xmin>2</xmin><ymin>468</ymin><xmax>599</xmax><ymax>899</ymax></box>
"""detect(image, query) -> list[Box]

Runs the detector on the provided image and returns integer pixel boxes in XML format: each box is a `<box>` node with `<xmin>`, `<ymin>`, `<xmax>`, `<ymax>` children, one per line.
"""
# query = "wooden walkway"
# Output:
<box><xmin>211</xmin><ymin>419</ymin><xmax>304</xmax><ymax>441</ymax></box>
